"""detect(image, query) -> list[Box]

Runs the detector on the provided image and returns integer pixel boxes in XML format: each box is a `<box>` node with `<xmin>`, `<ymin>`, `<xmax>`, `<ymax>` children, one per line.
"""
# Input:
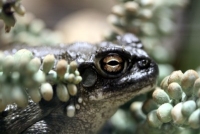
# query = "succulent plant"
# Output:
<box><xmin>0</xmin><ymin>49</ymin><xmax>82</xmax><ymax>117</ymax></box>
<box><xmin>0</xmin><ymin>13</ymin><xmax>62</xmax><ymax>46</ymax></box>
<box><xmin>156</xmin><ymin>70</ymin><xmax>200</xmax><ymax>129</ymax></box>
<box><xmin>143</xmin><ymin>70</ymin><xmax>200</xmax><ymax>129</ymax></box>
<box><xmin>129</xmin><ymin>70</ymin><xmax>200</xmax><ymax>134</ymax></box>
<box><xmin>104</xmin><ymin>0</ymin><xmax>189</xmax><ymax>84</ymax></box>
<box><xmin>106</xmin><ymin>0</ymin><xmax>189</xmax><ymax>40</ymax></box>
<box><xmin>0</xmin><ymin>0</ymin><xmax>25</xmax><ymax>32</ymax></box>
<box><xmin>0</xmin><ymin>0</ymin><xmax>198</xmax><ymax>133</ymax></box>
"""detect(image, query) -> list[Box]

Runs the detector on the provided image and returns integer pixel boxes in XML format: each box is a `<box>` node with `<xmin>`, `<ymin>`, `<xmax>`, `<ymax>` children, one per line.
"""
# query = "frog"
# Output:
<box><xmin>0</xmin><ymin>33</ymin><xmax>158</xmax><ymax>134</ymax></box>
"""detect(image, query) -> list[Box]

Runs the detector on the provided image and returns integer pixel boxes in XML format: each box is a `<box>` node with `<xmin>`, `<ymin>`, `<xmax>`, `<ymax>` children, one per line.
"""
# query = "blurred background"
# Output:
<box><xmin>0</xmin><ymin>0</ymin><xmax>200</xmax><ymax>134</ymax></box>
<box><xmin>21</xmin><ymin>0</ymin><xmax>115</xmax><ymax>43</ymax></box>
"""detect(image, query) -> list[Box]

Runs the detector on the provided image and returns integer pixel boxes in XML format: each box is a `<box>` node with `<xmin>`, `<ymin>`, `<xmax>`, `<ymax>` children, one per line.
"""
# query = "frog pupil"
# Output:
<box><xmin>107</xmin><ymin>60</ymin><xmax>119</xmax><ymax>66</ymax></box>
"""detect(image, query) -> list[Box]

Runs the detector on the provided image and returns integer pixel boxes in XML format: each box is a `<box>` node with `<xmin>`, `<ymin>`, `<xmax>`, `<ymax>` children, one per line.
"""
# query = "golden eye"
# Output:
<box><xmin>102</xmin><ymin>55</ymin><xmax>123</xmax><ymax>73</ymax></box>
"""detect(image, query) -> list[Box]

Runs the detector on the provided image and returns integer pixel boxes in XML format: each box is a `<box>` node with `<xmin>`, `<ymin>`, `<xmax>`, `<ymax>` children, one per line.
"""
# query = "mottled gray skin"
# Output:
<box><xmin>0</xmin><ymin>34</ymin><xmax>158</xmax><ymax>134</ymax></box>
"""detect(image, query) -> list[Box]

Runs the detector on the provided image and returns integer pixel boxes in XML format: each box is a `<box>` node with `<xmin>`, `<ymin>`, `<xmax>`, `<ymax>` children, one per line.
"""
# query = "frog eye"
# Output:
<box><xmin>137</xmin><ymin>58</ymin><xmax>150</xmax><ymax>69</ymax></box>
<box><xmin>102</xmin><ymin>55</ymin><xmax>123</xmax><ymax>73</ymax></box>
<box><xmin>96</xmin><ymin>53</ymin><xmax>128</xmax><ymax>77</ymax></box>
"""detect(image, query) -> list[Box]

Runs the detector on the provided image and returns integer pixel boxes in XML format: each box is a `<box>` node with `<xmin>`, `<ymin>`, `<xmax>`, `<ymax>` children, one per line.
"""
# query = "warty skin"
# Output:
<box><xmin>0</xmin><ymin>33</ymin><xmax>158</xmax><ymax>134</ymax></box>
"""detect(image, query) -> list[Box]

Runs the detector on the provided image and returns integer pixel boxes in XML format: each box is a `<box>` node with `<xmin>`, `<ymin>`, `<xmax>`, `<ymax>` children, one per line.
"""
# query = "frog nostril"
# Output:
<box><xmin>137</xmin><ymin>59</ymin><xmax>150</xmax><ymax>69</ymax></box>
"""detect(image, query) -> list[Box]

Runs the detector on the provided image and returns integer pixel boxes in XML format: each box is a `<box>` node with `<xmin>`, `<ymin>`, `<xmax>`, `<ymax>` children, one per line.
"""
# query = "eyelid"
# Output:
<box><xmin>95</xmin><ymin>47</ymin><xmax>131</xmax><ymax>60</ymax></box>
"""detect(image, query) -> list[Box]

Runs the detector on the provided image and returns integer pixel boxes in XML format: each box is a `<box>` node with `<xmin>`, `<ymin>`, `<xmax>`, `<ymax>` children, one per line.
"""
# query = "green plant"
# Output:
<box><xmin>0</xmin><ymin>0</ymin><xmax>199</xmax><ymax>134</ymax></box>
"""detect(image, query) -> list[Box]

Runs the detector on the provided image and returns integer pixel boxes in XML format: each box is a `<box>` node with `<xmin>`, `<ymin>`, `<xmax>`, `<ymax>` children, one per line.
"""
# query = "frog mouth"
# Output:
<box><xmin>88</xmin><ymin>81</ymin><xmax>157</xmax><ymax>102</ymax></box>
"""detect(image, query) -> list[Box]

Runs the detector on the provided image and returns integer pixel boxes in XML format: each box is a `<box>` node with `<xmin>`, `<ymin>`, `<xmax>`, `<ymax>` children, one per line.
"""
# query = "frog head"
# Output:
<box><xmin>78</xmin><ymin>33</ymin><xmax>158</xmax><ymax>104</ymax></box>
<box><xmin>67</xmin><ymin>33</ymin><xmax>159</xmax><ymax>132</ymax></box>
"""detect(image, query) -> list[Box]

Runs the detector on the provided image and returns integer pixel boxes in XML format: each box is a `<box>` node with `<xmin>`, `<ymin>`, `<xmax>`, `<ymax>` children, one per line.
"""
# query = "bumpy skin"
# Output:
<box><xmin>0</xmin><ymin>34</ymin><xmax>158</xmax><ymax>134</ymax></box>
